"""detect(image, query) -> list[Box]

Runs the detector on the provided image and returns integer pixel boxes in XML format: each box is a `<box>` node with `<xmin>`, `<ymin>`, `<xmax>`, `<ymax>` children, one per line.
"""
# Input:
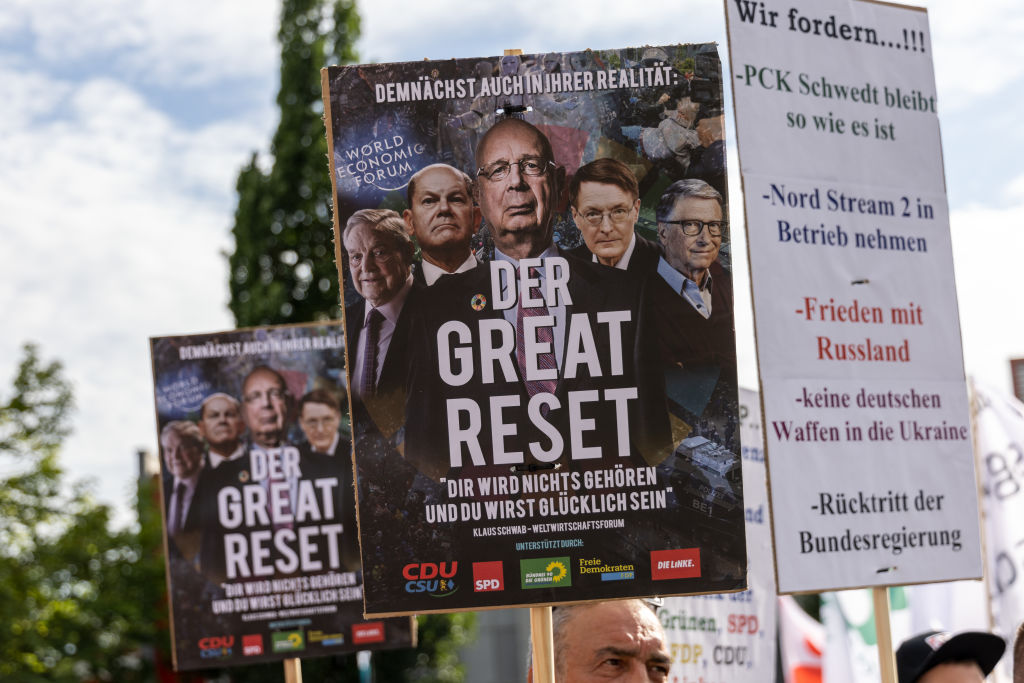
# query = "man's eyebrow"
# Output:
<box><xmin>647</xmin><ymin>650</ymin><xmax>671</xmax><ymax>665</ymax></box>
<box><xmin>593</xmin><ymin>645</ymin><xmax>639</xmax><ymax>659</ymax></box>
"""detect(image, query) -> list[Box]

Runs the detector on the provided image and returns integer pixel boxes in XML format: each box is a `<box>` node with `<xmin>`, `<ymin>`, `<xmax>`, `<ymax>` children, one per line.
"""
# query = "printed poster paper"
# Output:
<box><xmin>323</xmin><ymin>45</ymin><xmax>746</xmax><ymax>615</ymax></box>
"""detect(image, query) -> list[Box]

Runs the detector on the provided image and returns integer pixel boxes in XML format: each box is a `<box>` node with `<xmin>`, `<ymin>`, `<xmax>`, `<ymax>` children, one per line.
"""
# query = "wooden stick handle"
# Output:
<box><xmin>284</xmin><ymin>657</ymin><xmax>303</xmax><ymax>683</ymax></box>
<box><xmin>874</xmin><ymin>587</ymin><xmax>897</xmax><ymax>683</ymax></box>
<box><xmin>531</xmin><ymin>605</ymin><xmax>555</xmax><ymax>683</ymax></box>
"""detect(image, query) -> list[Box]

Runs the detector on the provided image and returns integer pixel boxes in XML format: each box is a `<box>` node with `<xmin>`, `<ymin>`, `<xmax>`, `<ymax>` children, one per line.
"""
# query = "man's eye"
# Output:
<box><xmin>585</xmin><ymin>212</ymin><xmax>602</xmax><ymax>222</ymax></box>
<box><xmin>422</xmin><ymin>197</ymin><xmax>437</xmax><ymax>205</ymax></box>
<box><xmin>521</xmin><ymin>160</ymin><xmax>542</xmax><ymax>172</ymax></box>
<box><xmin>350</xmin><ymin>253</ymin><xmax>362</xmax><ymax>262</ymax></box>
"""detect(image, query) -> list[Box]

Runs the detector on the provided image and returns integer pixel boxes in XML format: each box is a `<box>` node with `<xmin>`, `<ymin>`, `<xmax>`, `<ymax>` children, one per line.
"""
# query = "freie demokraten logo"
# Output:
<box><xmin>242</xmin><ymin>634</ymin><xmax>263</xmax><ymax>656</ymax></box>
<box><xmin>650</xmin><ymin>548</ymin><xmax>701</xmax><ymax>580</ymax></box>
<box><xmin>472</xmin><ymin>561</ymin><xmax>504</xmax><ymax>592</ymax></box>
<box><xmin>403</xmin><ymin>561</ymin><xmax>459</xmax><ymax>597</ymax></box>
<box><xmin>198</xmin><ymin>635</ymin><xmax>234</xmax><ymax>659</ymax></box>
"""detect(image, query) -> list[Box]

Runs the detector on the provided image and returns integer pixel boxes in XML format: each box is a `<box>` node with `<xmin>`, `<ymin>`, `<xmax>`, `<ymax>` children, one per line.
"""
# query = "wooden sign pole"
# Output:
<box><xmin>284</xmin><ymin>657</ymin><xmax>303</xmax><ymax>683</ymax></box>
<box><xmin>873</xmin><ymin>587</ymin><xmax>897</xmax><ymax>683</ymax></box>
<box><xmin>530</xmin><ymin>605</ymin><xmax>556</xmax><ymax>683</ymax></box>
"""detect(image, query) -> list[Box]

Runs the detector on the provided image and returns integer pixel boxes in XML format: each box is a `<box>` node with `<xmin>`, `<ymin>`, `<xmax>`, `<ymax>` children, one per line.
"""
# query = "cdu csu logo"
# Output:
<box><xmin>403</xmin><ymin>562</ymin><xmax>459</xmax><ymax>597</ymax></box>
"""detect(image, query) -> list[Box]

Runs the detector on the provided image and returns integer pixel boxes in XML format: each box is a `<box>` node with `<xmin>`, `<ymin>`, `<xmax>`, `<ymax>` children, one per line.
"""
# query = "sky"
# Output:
<box><xmin>2</xmin><ymin>0</ymin><xmax>1022</xmax><ymax>523</ymax></box>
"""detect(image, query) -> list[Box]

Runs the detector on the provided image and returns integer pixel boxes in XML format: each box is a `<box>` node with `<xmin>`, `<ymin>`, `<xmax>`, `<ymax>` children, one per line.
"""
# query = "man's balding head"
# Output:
<box><xmin>539</xmin><ymin>599</ymin><xmax>669</xmax><ymax>682</ymax></box>
<box><xmin>241</xmin><ymin>366</ymin><xmax>291</xmax><ymax>448</ymax></box>
<box><xmin>403</xmin><ymin>164</ymin><xmax>480</xmax><ymax>272</ymax></box>
<box><xmin>474</xmin><ymin>119</ymin><xmax>564</xmax><ymax>260</ymax></box>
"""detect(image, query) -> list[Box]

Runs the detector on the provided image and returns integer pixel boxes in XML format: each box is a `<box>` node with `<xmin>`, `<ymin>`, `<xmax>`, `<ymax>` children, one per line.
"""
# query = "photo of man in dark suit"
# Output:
<box><xmin>197</xmin><ymin>392</ymin><xmax>245</xmax><ymax>469</ymax></box>
<box><xmin>160</xmin><ymin>420</ymin><xmax>207</xmax><ymax>561</ymax></box>
<box><xmin>403</xmin><ymin>119</ymin><xmax>672</xmax><ymax>479</ymax></box>
<box><xmin>655</xmin><ymin>179</ymin><xmax>735</xmax><ymax>367</ymax></box>
<box><xmin>403</xmin><ymin>163</ymin><xmax>481</xmax><ymax>286</ymax></box>
<box><xmin>343</xmin><ymin>208</ymin><xmax>417</xmax><ymax>440</ymax></box>
<box><xmin>568</xmin><ymin>157</ymin><xmax>661</xmax><ymax>274</ymax></box>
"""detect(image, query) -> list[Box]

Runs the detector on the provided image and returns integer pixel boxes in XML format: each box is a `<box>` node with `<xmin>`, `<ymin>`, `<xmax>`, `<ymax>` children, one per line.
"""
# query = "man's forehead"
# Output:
<box><xmin>302</xmin><ymin>402</ymin><xmax>339</xmax><ymax>416</ymax></box>
<box><xmin>668</xmin><ymin>196</ymin><xmax>722</xmax><ymax>217</ymax></box>
<box><xmin>414</xmin><ymin>166</ymin><xmax>465</xmax><ymax>194</ymax></box>
<box><xmin>579</xmin><ymin>181</ymin><xmax>635</xmax><ymax>204</ymax></box>
<box><xmin>244</xmin><ymin>370</ymin><xmax>284</xmax><ymax>391</ymax></box>
<box><xmin>205</xmin><ymin>396</ymin><xmax>237</xmax><ymax>413</ymax></box>
<box><xmin>346</xmin><ymin>225</ymin><xmax>400</xmax><ymax>250</ymax></box>
<box><xmin>480</xmin><ymin>124</ymin><xmax>546</xmax><ymax>161</ymax></box>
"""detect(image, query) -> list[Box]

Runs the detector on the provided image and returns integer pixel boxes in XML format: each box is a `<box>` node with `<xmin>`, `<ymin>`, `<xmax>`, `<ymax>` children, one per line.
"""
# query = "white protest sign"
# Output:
<box><xmin>661</xmin><ymin>388</ymin><xmax>776</xmax><ymax>680</ymax></box>
<box><xmin>725</xmin><ymin>0</ymin><xmax>982</xmax><ymax>592</ymax></box>
<box><xmin>974</xmin><ymin>380</ymin><xmax>1024</xmax><ymax>682</ymax></box>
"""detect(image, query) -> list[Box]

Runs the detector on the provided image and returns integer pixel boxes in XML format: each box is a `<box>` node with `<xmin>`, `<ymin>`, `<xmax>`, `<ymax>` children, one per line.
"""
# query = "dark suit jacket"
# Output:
<box><xmin>403</xmin><ymin>250</ymin><xmax>672</xmax><ymax>479</ymax></box>
<box><xmin>653</xmin><ymin>259</ymin><xmax>736</xmax><ymax>368</ymax></box>
<box><xmin>568</xmin><ymin>233</ymin><xmax>662</xmax><ymax>278</ymax></box>
<box><xmin>345</xmin><ymin>287</ymin><xmax>421</xmax><ymax>440</ymax></box>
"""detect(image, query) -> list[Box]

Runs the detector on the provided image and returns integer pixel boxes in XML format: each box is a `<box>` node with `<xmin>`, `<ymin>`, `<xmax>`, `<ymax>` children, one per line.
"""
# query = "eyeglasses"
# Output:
<box><xmin>660</xmin><ymin>219</ymin><xmax>727</xmax><ymax>237</ymax></box>
<box><xmin>579</xmin><ymin>207</ymin><xmax>633</xmax><ymax>226</ymax></box>
<box><xmin>476</xmin><ymin>157</ymin><xmax>555</xmax><ymax>182</ymax></box>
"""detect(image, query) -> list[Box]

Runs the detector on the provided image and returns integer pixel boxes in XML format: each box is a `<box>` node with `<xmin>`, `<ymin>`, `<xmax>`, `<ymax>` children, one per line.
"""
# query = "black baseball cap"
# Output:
<box><xmin>896</xmin><ymin>630</ymin><xmax>1006</xmax><ymax>682</ymax></box>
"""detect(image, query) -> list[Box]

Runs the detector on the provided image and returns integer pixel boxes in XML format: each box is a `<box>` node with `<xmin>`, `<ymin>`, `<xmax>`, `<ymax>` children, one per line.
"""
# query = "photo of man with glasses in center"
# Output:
<box><xmin>568</xmin><ymin>157</ymin><xmax>663</xmax><ymax>275</ymax></box>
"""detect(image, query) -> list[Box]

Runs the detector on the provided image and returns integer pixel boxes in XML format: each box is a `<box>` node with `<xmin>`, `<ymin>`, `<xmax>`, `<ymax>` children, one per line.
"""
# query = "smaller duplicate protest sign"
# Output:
<box><xmin>661</xmin><ymin>388</ymin><xmax>777</xmax><ymax>680</ymax></box>
<box><xmin>725</xmin><ymin>0</ymin><xmax>982</xmax><ymax>593</ymax></box>
<box><xmin>322</xmin><ymin>45</ymin><xmax>746</xmax><ymax>616</ymax></box>
<box><xmin>150</xmin><ymin>324</ymin><xmax>413</xmax><ymax>670</ymax></box>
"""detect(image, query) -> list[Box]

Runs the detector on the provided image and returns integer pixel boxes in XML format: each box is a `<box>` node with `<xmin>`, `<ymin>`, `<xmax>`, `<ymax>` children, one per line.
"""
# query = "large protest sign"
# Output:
<box><xmin>726</xmin><ymin>0</ymin><xmax>982</xmax><ymax>592</ymax></box>
<box><xmin>322</xmin><ymin>45</ymin><xmax>745</xmax><ymax>615</ymax></box>
<box><xmin>150</xmin><ymin>324</ymin><xmax>413</xmax><ymax>670</ymax></box>
<box><xmin>974</xmin><ymin>379</ymin><xmax>1024</xmax><ymax>682</ymax></box>
<box><xmin>661</xmin><ymin>387</ymin><xmax>776</xmax><ymax>679</ymax></box>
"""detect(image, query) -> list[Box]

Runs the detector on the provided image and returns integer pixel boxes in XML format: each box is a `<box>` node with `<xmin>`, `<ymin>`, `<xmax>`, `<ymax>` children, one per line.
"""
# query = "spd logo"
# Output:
<box><xmin>403</xmin><ymin>562</ymin><xmax>459</xmax><ymax>597</ymax></box>
<box><xmin>472</xmin><ymin>561</ymin><xmax>504</xmax><ymax>592</ymax></box>
<box><xmin>242</xmin><ymin>634</ymin><xmax>263</xmax><ymax>656</ymax></box>
<box><xmin>198</xmin><ymin>635</ymin><xmax>234</xmax><ymax>659</ymax></box>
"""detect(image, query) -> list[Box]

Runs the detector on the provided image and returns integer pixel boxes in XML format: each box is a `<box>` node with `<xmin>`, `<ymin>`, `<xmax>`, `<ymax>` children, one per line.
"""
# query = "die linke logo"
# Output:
<box><xmin>650</xmin><ymin>548</ymin><xmax>701</xmax><ymax>580</ymax></box>
<box><xmin>242</xmin><ymin>634</ymin><xmax>263</xmax><ymax>656</ymax></box>
<box><xmin>472</xmin><ymin>561</ymin><xmax>504</xmax><ymax>592</ymax></box>
<box><xmin>198</xmin><ymin>635</ymin><xmax>234</xmax><ymax>659</ymax></box>
<box><xmin>403</xmin><ymin>562</ymin><xmax>459</xmax><ymax>597</ymax></box>
<box><xmin>352</xmin><ymin>622</ymin><xmax>386</xmax><ymax>644</ymax></box>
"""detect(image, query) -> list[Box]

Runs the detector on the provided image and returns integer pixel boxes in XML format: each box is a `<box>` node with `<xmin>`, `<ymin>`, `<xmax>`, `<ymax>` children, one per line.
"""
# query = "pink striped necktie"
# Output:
<box><xmin>516</xmin><ymin>265</ymin><xmax>558</xmax><ymax>398</ymax></box>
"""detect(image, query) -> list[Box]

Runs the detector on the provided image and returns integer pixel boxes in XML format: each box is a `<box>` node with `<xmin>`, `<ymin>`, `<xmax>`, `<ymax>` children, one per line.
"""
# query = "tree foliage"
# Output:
<box><xmin>226</xmin><ymin>1</ymin><xmax>476</xmax><ymax>680</ymax></box>
<box><xmin>229</xmin><ymin>0</ymin><xmax>360</xmax><ymax>326</ymax></box>
<box><xmin>0</xmin><ymin>343</ymin><xmax>166</xmax><ymax>682</ymax></box>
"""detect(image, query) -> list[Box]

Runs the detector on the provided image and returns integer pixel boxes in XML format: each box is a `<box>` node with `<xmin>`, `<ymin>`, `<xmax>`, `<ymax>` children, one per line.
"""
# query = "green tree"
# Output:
<box><xmin>0</xmin><ymin>343</ymin><xmax>165</xmax><ymax>682</ymax></box>
<box><xmin>229</xmin><ymin>0</ymin><xmax>360</xmax><ymax>326</ymax></box>
<box><xmin>226</xmin><ymin>1</ymin><xmax>476</xmax><ymax>680</ymax></box>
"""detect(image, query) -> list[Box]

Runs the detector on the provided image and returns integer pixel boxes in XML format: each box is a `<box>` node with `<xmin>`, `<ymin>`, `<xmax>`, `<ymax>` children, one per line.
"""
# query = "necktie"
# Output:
<box><xmin>172</xmin><ymin>482</ymin><xmax>186</xmax><ymax>535</ymax></box>
<box><xmin>516</xmin><ymin>266</ymin><xmax>558</xmax><ymax>398</ymax></box>
<box><xmin>361</xmin><ymin>308</ymin><xmax>384</xmax><ymax>397</ymax></box>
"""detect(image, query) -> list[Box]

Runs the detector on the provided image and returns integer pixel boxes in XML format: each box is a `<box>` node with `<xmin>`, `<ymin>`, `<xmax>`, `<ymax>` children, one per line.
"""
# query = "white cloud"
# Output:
<box><xmin>0</xmin><ymin>57</ymin><xmax>272</xmax><ymax>522</ymax></box>
<box><xmin>929</xmin><ymin>0</ymin><xmax>1024</xmax><ymax>107</ymax></box>
<box><xmin>950</xmin><ymin>201</ymin><xmax>1024</xmax><ymax>395</ymax></box>
<box><xmin>0</xmin><ymin>0</ymin><xmax>279</xmax><ymax>86</ymax></box>
<box><xmin>357</xmin><ymin>0</ymin><xmax>726</xmax><ymax>64</ymax></box>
